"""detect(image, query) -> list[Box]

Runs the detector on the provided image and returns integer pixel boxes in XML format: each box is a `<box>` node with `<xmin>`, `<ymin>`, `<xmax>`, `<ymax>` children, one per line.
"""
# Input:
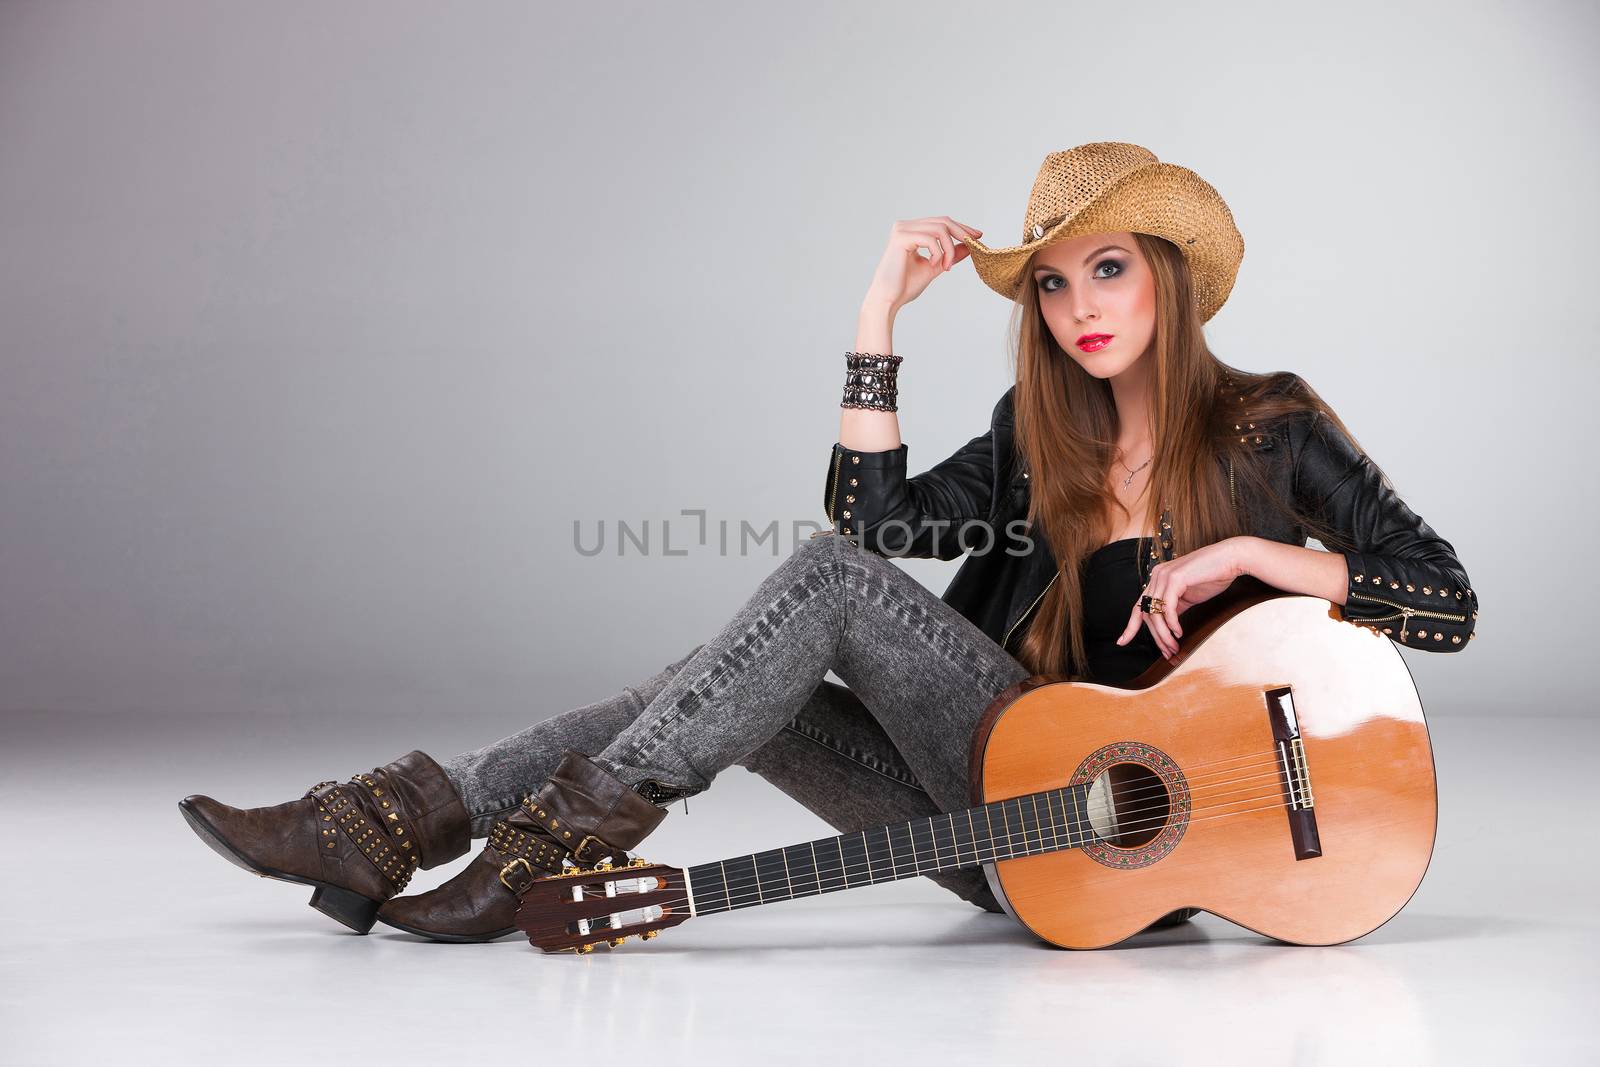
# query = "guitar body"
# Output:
<box><xmin>971</xmin><ymin>583</ymin><xmax>1437</xmax><ymax>949</ymax></box>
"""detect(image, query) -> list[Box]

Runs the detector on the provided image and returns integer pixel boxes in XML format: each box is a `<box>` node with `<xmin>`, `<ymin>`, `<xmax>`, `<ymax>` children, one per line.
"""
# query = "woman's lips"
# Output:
<box><xmin>1076</xmin><ymin>333</ymin><xmax>1113</xmax><ymax>352</ymax></box>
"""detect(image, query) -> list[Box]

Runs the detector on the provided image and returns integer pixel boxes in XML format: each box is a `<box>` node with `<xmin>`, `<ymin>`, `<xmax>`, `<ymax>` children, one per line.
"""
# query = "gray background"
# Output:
<box><xmin>1</xmin><ymin>0</ymin><xmax>1584</xmax><ymax>722</ymax></box>
<box><xmin>1</xmin><ymin>2</ymin><xmax>1594</xmax><ymax>1065</ymax></box>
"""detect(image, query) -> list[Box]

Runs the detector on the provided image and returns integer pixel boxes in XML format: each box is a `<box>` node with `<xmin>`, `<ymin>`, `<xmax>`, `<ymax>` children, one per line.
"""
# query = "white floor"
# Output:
<box><xmin>1</xmin><ymin>711</ymin><xmax>1595</xmax><ymax>1066</ymax></box>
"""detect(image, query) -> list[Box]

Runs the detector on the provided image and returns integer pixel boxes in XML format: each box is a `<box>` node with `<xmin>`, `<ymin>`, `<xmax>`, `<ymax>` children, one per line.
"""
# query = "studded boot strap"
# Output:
<box><xmin>481</xmin><ymin>824</ymin><xmax>573</xmax><ymax>896</ymax></box>
<box><xmin>305</xmin><ymin>768</ymin><xmax>424</xmax><ymax>893</ymax></box>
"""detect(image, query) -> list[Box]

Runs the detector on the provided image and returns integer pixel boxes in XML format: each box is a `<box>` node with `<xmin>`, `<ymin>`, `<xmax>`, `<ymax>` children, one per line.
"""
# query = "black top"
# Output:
<box><xmin>1079</xmin><ymin>536</ymin><xmax>1164</xmax><ymax>685</ymax></box>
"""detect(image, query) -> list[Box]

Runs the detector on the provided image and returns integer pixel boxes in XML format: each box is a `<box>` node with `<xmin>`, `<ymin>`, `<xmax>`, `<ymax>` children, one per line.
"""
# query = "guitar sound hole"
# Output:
<box><xmin>1086</xmin><ymin>763</ymin><xmax>1170</xmax><ymax>849</ymax></box>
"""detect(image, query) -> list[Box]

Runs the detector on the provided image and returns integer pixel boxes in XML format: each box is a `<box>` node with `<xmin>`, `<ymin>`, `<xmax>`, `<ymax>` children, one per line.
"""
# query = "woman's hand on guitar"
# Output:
<box><xmin>862</xmin><ymin>216</ymin><xmax>983</xmax><ymax>311</ymax></box>
<box><xmin>1117</xmin><ymin>538</ymin><xmax>1249</xmax><ymax>661</ymax></box>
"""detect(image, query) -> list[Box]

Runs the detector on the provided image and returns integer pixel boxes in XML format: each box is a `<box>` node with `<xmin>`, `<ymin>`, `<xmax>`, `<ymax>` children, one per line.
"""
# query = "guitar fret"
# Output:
<box><xmin>687</xmin><ymin>860</ymin><xmax>727</xmax><ymax>913</ymax></box>
<box><xmin>954</xmin><ymin>810</ymin><xmax>975</xmax><ymax>868</ymax></box>
<box><xmin>815</xmin><ymin>837</ymin><xmax>844</xmax><ymax>893</ymax></box>
<box><xmin>920</xmin><ymin>817</ymin><xmax>948</xmax><ymax>873</ymax></box>
<box><xmin>1014</xmin><ymin>796</ymin><xmax>1034</xmax><ymax>858</ymax></box>
<box><xmin>752</xmin><ymin>848</ymin><xmax>787</xmax><ymax>904</ymax></box>
<box><xmin>839</xmin><ymin>831</ymin><xmax>867</xmax><ymax>889</ymax></box>
<box><xmin>722</xmin><ymin>855</ymin><xmax>759</xmax><ymax>911</ymax></box>
<box><xmin>886</xmin><ymin>821</ymin><xmax>917</xmax><ymax>876</ymax></box>
<box><xmin>785</xmin><ymin>842</ymin><xmax>819</xmax><ymax>899</ymax></box>
<box><xmin>864</xmin><ymin>825</ymin><xmax>893</xmax><ymax>883</ymax></box>
<box><xmin>1003</xmin><ymin>799</ymin><xmax>1017</xmax><ymax>857</ymax></box>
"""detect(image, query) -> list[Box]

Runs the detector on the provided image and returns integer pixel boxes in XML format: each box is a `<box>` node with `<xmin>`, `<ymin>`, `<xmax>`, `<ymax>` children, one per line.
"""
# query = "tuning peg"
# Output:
<box><xmin>608</xmin><ymin>937</ymin><xmax>627</xmax><ymax>947</ymax></box>
<box><xmin>628</xmin><ymin>856</ymin><xmax>650</xmax><ymax>868</ymax></box>
<box><xmin>575</xmin><ymin>943</ymin><xmax>595</xmax><ymax>954</ymax></box>
<box><xmin>642</xmin><ymin>930</ymin><xmax>659</xmax><ymax>940</ymax></box>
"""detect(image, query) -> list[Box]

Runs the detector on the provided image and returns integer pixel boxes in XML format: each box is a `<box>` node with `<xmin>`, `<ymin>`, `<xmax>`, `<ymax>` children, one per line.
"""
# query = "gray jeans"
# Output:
<box><xmin>439</xmin><ymin>530</ymin><xmax>1033</xmax><ymax>912</ymax></box>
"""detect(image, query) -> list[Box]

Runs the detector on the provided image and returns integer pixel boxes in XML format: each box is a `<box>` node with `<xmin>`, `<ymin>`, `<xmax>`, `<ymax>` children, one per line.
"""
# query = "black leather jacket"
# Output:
<box><xmin>822</xmin><ymin>385</ymin><xmax>1478</xmax><ymax>660</ymax></box>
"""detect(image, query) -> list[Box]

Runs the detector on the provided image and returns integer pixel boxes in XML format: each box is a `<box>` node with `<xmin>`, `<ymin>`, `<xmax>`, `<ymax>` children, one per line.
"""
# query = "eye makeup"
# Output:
<box><xmin>1036</xmin><ymin>257</ymin><xmax>1126</xmax><ymax>292</ymax></box>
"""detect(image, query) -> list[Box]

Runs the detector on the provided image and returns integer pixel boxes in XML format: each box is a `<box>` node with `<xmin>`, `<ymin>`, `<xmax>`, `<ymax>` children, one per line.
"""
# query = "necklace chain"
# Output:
<box><xmin>1117</xmin><ymin>449</ymin><xmax>1152</xmax><ymax>489</ymax></box>
<box><xmin>1112</xmin><ymin>447</ymin><xmax>1156</xmax><ymax>587</ymax></box>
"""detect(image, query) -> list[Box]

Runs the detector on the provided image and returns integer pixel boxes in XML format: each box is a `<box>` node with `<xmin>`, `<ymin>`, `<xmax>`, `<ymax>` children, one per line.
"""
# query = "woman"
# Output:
<box><xmin>178</xmin><ymin>142</ymin><xmax>1479</xmax><ymax>944</ymax></box>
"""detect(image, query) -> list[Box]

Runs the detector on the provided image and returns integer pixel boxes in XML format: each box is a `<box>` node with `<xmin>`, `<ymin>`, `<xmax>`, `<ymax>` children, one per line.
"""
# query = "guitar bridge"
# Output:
<box><xmin>1266</xmin><ymin>686</ymin><xmax>1321</xmax><ymax>861</ymax></box>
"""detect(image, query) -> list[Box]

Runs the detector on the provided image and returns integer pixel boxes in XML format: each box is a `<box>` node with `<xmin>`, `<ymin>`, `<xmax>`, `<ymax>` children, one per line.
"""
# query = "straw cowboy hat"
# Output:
<box><xmin>963</xmin><ymin>142</ymin><xmax>1245</xmax><ymax>322</ymax></box>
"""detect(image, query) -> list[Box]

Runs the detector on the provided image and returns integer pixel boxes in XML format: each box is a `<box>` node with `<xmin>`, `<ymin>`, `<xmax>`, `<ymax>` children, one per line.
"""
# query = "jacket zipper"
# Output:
<box><xmin>822</xmin><ymin>445</ymin><xmax>844</xmax><ymax>534</ymax></box>
<box><xmin>1347</xmin><ymin>589</ymin><xmax>1467</xmax><ymax>644</ymax></box>
<box><xmin>1003</xmin><ymin>569</ymin><xmax>1058</xmax><ymax>651</ymax></box>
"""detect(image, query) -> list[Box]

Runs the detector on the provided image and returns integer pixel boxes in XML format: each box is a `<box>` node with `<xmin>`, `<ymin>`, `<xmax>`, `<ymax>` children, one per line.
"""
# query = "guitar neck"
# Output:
<box><xmin>682</xmin><ymin>782</ymin><xmax>1099</xmax><ymax>917</ymax></box>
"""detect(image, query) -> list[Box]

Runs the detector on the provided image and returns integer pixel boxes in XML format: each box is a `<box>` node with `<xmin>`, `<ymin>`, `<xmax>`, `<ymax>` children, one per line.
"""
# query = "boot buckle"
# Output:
<box><xmin>571</xmin><ymin>834</ymin><xmax>611</xmax><ymax>865</ymax></box>
<box><xmin>499</xmin><ymin>857</ymin><xmax>536</xmax><ymax>893</ymax></box>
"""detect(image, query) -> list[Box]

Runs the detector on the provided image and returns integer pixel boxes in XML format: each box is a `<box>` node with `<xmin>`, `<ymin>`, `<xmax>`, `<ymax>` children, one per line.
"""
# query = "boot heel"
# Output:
<box><xmin>308</xmin><ymin>884</ymin><xmax>381</xmax><ymax>933</ymax></box>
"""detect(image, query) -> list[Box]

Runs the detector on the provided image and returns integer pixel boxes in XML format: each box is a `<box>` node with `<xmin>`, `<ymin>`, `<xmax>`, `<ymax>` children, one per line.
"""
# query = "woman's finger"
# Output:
<box><xmin>1149</xmin><ymin>611</ymin><xmax>1178</xmax><ymax>659</ymax></box>
<box><xmin>924</xmin><ymin>220</ymin><xmax>970</xmax><ymax>270</ymax></box>
<box><xmin>1142</xmin><ymin>573</ymin><xmax>1178</xmax><ymax>659</ymax></box>
<box><xmin>1117</xmin><ymin>604</ymin><xmax>1142</xmax><ymax>645</ymax></box>
<box><xmin>896</xmin><ymin>225</ymin><xmax>951</xmax><ymax>266</ymax></box>
<box><xmin>939</xmin><ymin>215</ymin><xmax>984</xmax><ymax>237</ymax></box>
<box><xmin>1163</xmin><ymin>580</ymin><xmax>1184</xmax><ymax>638</ymax></box>
<box><xmin>933</xmin><ymin>222</ymin><xmax>961</xmax><ymax>269</ymax></box>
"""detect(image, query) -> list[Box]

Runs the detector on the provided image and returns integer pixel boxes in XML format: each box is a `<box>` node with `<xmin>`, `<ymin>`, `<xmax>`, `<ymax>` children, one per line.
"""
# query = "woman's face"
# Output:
<box><xmin>1029</xmin><ymin>231</ymin><xmax>1156</xmax><ymax>380</ymax></box>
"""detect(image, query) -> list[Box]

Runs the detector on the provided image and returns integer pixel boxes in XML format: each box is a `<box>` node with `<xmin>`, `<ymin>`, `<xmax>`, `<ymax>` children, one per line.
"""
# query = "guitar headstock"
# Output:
<box><xmin>512</xmin><ymin>856</ymin><xmax>692</xmax><ymax>953</ymax></box>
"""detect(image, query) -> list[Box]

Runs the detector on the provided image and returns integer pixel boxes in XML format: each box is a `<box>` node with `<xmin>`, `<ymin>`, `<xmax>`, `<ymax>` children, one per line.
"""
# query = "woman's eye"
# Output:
<box><xmin>1095</xmin><ymin>258</ymin><xmax>1124</xmax><ymax>279</ymax></box>
<box><xmin>1038</xmin><ymin>275</ymin><xmax>1062</xmax><ymax>293</ymax></box>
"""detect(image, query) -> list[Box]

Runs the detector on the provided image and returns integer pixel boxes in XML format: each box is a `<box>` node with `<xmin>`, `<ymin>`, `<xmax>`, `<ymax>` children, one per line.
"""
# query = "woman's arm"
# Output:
<box><xmin>825</xmin><ymin>215</ymin><xmax>991</xmax><ymax>558</ymax></box>
<box><xmin>838</xmin><ymin>298</ymin><xmax>903</xmax><ymax>453</ymax></box>
<box><xmin>1231</xmin><ymin>537</ymin><xmax>1350</xmax><ymax>605</ymax></box>
<box><xmin>823</xmin><ymin>300</ymin><xmax>1002</xmax><ymax>560</ymax></box>
<box><xmin>1270</xmin><ymin>410</ymin><xmax>1479</xmax><ymax>651</ymax></box>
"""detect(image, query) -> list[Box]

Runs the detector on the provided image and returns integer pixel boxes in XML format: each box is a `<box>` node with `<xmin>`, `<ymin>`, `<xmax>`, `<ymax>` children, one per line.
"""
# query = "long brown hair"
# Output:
<box><xmin>1008</xmin><ymin>232</ymin><xmax>1377</xmax><ymax>678</ymax></box>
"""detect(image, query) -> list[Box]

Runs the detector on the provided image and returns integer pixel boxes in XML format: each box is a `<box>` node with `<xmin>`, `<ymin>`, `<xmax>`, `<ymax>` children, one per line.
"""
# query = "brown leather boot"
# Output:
<box><xmin>178</xmin><ymin>749</ymin><xmax>470</xmax><ymax>934</ymax></box>
<box><xmin>376</xmin><ymin>750</ymin><xmax>669</xmax><ymax>943</ymax></box>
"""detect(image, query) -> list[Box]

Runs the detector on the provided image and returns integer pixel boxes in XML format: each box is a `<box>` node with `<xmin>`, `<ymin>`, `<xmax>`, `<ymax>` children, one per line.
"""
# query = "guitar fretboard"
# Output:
<box><xmin>684</xmin><ymin>782</ymin><xmax>1098</xmax><ymax>916</ymax></box>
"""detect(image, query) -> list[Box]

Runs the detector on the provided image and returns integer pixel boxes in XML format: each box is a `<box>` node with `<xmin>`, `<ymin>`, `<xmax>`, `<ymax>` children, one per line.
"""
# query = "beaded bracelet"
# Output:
<box><xmin>840</xmin><ymin>351</ymin><xmax>903</xmax><ymax>412</ymax></box>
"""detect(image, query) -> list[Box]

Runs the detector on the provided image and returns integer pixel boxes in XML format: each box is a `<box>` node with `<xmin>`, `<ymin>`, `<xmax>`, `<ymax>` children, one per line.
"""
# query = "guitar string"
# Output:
<box><xmin>1010</xmin><ymin>743</ymin><xmax>1285</xmax><ymax>788</ymax></box>
<box><xmin>549</xmin><ymin>766</ymin><xmax>1301</xmax><ymax>927</ymax></box>
<box><xmin>562</xmin><ymin>792</ymin><xmax>1315</xmax><ymax>923</ymax></box>
<box><xmin>955</xmin><ymin>761</ymin><xmax>1290</xmax><ymax>848</ymax></box>
<box><xmin>1009</xmin><ymin>750</ymin><xmax>1297</xmax><ymax>820</ymax></box>
<box><xmin>936</xmin><ymin>747</ymin><xmax>1285</xmax><ymax>820</ymax></box>
<box><xmin>1052</xmin><ymin>753</ymin><xmax>1294</xmax><ymax>814</ymax></box>
<box><xmin>532</xmin><ymin>751</ymin><xmax>1324</xmax><ymax>934</ymax></box>
<box><xmin>543</xmin><ymin>748</ymin><xmax>1295</xmax><ymax>922</ymax></box>
<box><xmin>1103</xmin><ymin>767</ymin><xmax>1299</xmax><ymax>829</ymax></box>
<box><xmin>573</xmin><ymin>768</ymin><xmax>1302</xmax><ymax>916</ymax></box>
<box><xmin>977</xmin><ymin>744</ymin><xmax>1307</xmax><ymax>815</ymax></box>
<box><xmin>1085</xmin><ymin>757</ymin><xmax>1314</xmax><ymax>822</ymax></box>
<box><xmin>589</xmin><ymin>799</ymin><xmax>1309</xmax><ymax>924</ymax></box>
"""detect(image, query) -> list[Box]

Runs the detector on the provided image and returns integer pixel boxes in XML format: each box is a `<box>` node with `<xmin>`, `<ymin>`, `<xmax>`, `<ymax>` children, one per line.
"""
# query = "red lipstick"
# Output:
<box><xmin>1076</xmin><ymin>333</ymin><xmax>1113</xmax><ymax>352</ymax></box>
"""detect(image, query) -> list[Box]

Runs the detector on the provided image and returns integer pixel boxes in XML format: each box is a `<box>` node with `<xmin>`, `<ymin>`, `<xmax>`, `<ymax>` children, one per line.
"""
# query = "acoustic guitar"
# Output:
<box><xmin>513</xmin><ymin>577</ymin><xmax>1437</xmax><ymax>953</ymax></box>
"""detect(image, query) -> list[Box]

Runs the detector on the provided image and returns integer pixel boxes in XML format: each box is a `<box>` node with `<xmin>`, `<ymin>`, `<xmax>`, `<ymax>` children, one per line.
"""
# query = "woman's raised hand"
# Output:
<box><xmin>863</xmin><ymin>216</ymin><xmax>983</xmax><ymax>311</ymax></box>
